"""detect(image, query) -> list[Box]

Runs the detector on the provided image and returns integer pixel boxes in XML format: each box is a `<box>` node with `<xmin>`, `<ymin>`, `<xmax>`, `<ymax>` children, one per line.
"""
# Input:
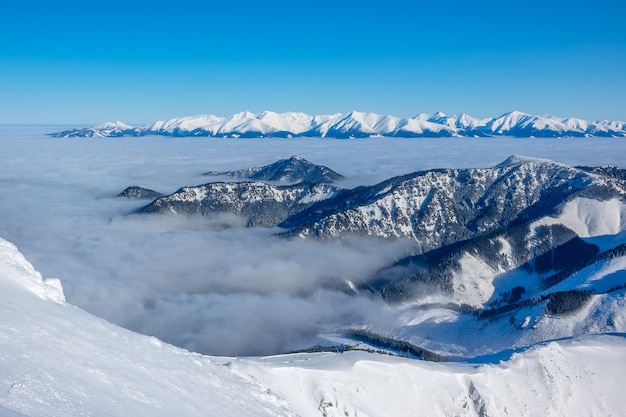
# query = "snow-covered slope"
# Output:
<box><xmin>2</xmin><ymin>235</ymin><xmax>626</xmax><ymax>416</ymax></box>
<box><xmin>244</xmin><ymin>335</ymin><xmax>626</xmax><ymax>417</ymax></box>
<box><xmin>486</xmin><ymin>111</ymin><xmax>603</xmax><ymax>137</ymax></box>
<box><xmin>0</xmin><ymin>237</ymin><xmax>294</xmax><ymax>416</ymax></box>
<box><xmin>128</xmin><ymin>155</ymin><xmax>626</xmax><ymax>322</ymax></box>
<box><xmin>50</xmin><ymin>110</ymin><xmax>626</xmax><ymax>138</ymax></box>
<box><xmin>0</xmin><ymin>239</ymin><xmax>65</xmax><ymax>304</ymax></box>
<box><xmin>141</xmin><ymin>181</ymin><xmax>340</xmax><ymax>227</ymax></box>
<box><xmin>533</xmin><ymin>197</ymin><xmax>626</xmax><ymax>238</ymax></box>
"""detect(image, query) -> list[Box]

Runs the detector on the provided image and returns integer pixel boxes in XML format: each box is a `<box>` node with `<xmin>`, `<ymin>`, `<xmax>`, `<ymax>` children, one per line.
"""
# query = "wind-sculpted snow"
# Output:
<box><xmin>51</xmin><ymin>110</ymin><xmax>626</xmax><ymax>138</ymax></box>
<box><xmin>244</xmin><ymin>336</ymin><xmax>626</xmax><ymax>417</ymax></box>
<box><xmin>0</xmin><ymin>236</ymin><xmax>297</xmax><ymax>417</ymax></box>
<box><xmin>0</xmin><ymin>238</ymin><xmax>65</xmax><ymax>304</ymax></box>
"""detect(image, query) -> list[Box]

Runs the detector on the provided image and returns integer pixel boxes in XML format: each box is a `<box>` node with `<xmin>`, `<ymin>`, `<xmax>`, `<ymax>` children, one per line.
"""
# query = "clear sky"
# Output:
<box><xmin>1</xmin><ymin>0</ymin><xmax>625</xmax><ymax>124</ymax></box>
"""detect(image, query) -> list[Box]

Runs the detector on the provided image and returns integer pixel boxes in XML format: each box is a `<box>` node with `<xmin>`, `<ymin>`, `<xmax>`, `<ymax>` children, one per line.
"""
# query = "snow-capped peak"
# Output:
<box><xmin>94</xmin><ymin>121</ymin><xmax>134</xmax><ymax>130</ymax></box>
<box><xmin>495</xmin><ymin>154</ymin><xmax>558</xmax><ymax>168</ymax></box>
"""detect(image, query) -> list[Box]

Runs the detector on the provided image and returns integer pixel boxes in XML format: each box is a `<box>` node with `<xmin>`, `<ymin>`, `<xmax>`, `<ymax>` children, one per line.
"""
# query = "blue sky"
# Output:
<box><xmin>1</xmin><ymin>0</ymin><xmax>625</xmax><ymax>124</ymax></box>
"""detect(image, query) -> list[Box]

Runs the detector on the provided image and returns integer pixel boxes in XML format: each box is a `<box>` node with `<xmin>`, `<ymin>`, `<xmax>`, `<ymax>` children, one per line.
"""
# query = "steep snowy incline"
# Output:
<box><xmin>0</xmin><ymin>237</ymin><xmax>296</xmax><ymax>417</ymax></box>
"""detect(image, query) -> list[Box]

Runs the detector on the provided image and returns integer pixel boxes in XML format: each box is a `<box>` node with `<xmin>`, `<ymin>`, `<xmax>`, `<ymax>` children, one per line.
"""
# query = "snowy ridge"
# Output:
<box><xmin>140</xmin><ymin>155</ymin><xmax>626</xmax><ymax>250</ymax></box>
<box><xmin>51</xmin><ymin>110</ymin><xmax>626</xmax><ymax>138</ymax></box>
<box><xmin>285</xmin><ymin>156</ymin><xmax>626</xmax><ymax>244</ymax></box>
<box><xmin>134</xmin><ymin>155</ymin><xmax>626</xmax><ymax>317</ymax></box>
<box><xmin>141</xmin><ymin>181</ymin><xmax>341</xmax><ymax>227</ymax></box>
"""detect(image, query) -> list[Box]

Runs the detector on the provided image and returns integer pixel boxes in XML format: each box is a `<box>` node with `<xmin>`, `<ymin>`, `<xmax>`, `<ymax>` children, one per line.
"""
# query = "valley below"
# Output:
<box><xmin>1</xmin><ymin>126</ymin><xmax>626</xmax><ymax>416</ymax></box>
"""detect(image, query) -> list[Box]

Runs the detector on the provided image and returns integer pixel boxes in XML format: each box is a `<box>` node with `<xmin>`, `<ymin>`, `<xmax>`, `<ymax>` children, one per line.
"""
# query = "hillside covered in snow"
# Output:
<box><xmin>51</xmin><ymin>110</ymin><xmax>626</xmax><ymax>138</ymax></box>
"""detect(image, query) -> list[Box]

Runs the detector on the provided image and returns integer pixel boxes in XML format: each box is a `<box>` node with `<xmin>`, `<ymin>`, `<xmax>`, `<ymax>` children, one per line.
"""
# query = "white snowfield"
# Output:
<box><xmin>2</xmin><ymin>236</ymin><xmax>626</xmax><ymax>416</ymax></box>
<box><xmin>534</xmin><ymin>197</ymin><xmax>626</xmax><ymax>238</ymax></box>
<box><xmin>0</xmin><ymin>238</ymin><xmax>295</xmax><ymax>417</ymax></box>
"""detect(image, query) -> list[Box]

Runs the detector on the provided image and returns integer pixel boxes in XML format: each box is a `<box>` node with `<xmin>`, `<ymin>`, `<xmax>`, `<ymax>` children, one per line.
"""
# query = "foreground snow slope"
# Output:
<box><xmin>2</xmin><ymin>236</ymin><xmax>626</xmax><ymax>416</ymax></box>
<box><xmin>0</xmin><ymin>238</ymin><xmax>295</xmax><ymax>417</ymax></box>
<box><xmin>244</xmin><ymin>335</ymin><xmax>626</xmax><ymax>417</ymax></box>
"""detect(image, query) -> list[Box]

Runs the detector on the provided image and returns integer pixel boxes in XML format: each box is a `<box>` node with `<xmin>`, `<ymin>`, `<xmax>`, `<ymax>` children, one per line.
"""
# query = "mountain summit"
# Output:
<box><xmin>203</xmin><ymin>156</ymin><xmax>344</xmax><ymax>184</ymax></box>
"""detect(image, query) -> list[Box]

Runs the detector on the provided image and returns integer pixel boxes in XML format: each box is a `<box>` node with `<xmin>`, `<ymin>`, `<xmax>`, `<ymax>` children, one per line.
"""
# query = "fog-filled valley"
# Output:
<box><xmin>3</xmin><ymin>126</ymin><xmax>626</xmax><ymax>415</ymax></box>
<box><xmin>2</xmin><ymin>126</ymin><xmax>626</xmax><ymax>357</ymax></box>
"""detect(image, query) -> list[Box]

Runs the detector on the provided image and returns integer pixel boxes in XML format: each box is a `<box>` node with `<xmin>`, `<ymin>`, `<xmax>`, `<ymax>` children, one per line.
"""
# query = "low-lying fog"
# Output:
<box><xmin>2</xmin><ymin>125</ymin><xmax>626</xmax><ymax>355</ymax></box>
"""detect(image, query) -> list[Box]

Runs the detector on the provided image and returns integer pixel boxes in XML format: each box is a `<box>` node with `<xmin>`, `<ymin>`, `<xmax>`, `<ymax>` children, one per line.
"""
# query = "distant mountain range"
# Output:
<box><xmin>51</xmin><ymin>110</ymin><xmax>626</xmax><ymax>138</ymax></box>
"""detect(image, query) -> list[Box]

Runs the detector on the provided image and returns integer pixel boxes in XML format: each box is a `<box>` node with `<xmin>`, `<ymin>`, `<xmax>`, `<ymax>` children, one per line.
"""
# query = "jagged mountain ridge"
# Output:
<box><xmin>281</xmin><ymin>156</ymin><xmax>626</xmax><ymax>245</ymax></box>
<box><xmin>137</xmin><ymin>154</ymin><xmax>626</xmax><ymax>251</ymax></box>
<box><xmin>51</xmin><ymin>110</ymin><xmax>626</xmax><ymax>138</ymax></box>
<box><xmin>203</xmin><ymin>155</ymin><xmax>344</xmax><ymax>184</ymax></box>
<box><xmin>136</xmin><ymin>155</ymin><xmax>626</xmax><ymax>314</ymax></box>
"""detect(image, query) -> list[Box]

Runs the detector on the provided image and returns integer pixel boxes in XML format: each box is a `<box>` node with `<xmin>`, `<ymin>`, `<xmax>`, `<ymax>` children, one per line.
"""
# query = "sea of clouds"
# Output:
<box><xmin>2</xmin><ymin>125</ymin><xmax>626</xmax><ymax>355</ymax></box>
